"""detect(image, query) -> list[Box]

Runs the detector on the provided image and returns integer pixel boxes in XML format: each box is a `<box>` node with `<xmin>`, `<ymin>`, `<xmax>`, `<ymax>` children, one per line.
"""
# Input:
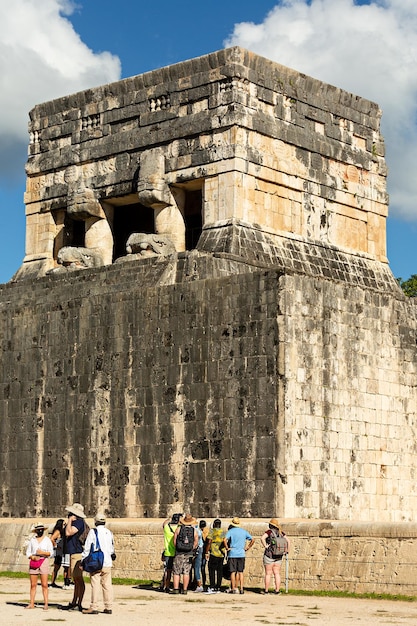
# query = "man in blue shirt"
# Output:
<box><xmin>59</xmin><ymin>502</ymin><xmax>87</xmax><ymax>612</ymax></box>
<box><xmin>224</xmin><ymin>517</ymin><xmax>254</xmax><ymax>594</ymax></box>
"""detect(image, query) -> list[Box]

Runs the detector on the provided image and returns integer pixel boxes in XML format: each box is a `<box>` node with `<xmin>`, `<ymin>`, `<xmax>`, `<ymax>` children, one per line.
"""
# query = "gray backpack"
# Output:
<box><xmin>268</xmin><ymin>530</ymin><xmax>288</xmax><ymax>557</ymax></box>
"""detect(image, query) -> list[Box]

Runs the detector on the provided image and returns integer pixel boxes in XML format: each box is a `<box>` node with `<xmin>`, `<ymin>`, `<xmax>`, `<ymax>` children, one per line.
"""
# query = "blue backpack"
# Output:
<box><xmin>82</xmin><ymin>529</ymin><xmax>104</xmax><ymax>573</ymax></box>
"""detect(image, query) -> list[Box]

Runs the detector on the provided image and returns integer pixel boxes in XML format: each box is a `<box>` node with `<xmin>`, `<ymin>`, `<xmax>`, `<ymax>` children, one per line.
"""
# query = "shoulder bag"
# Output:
<box><xmin>82</xmin><ymin>529</ymin><xmax>104</xmax><ymax>573</ymax></box>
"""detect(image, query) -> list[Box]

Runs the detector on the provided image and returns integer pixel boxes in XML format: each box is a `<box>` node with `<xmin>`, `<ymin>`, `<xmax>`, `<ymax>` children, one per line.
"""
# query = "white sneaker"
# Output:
<box><xmin>194</xmin><ymin>586</ymin><xmax>204</xmax><ymax>592</ymax></box>
<box><xmin>206</xmin><ymin>588</ymin><xmax>215</xmax><ymax>594</ymax></box>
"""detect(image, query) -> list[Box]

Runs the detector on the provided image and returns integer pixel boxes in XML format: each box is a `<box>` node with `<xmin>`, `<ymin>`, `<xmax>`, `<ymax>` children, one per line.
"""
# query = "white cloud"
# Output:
<box><xmin>225</xmin><ymin>0</ymin><xmax>417</xmax><ymax>220</ymax></box>
<box><xmin>0</xmin><ymin>0</ymin><xmax>121</xmax><ymax>181</ymax></box>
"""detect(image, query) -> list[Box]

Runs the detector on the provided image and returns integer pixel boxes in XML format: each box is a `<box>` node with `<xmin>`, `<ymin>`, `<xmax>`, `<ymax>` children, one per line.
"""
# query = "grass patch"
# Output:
<box><xmin>286</xmin><ymin>589</ymin><xmax>417</xmax><ymax>603</ymax></box>
<box><xmin>119</xmin><ymin>596</ymin><xmax>156</xmax><ymax>602</ymax></box>
<box><xmin>0</xmin><ymin>571</ymin><xmax>27</xmax><ymax>579</ymax></box>
<box><xmin>0</xmin><ymin>591</ymin><xmax>21</xmax><ymax>595</ymax></box>
<box><xmin>112</xmin><ymin>577</ymin><xmax>155</xmax><ymax>587</ymax></box>
<box><xmin>1</xmin><ymin>574</ymin><xmax>415</xmax><ymax>603</ymax></box>
<box><xmin>0</xmin><ymin>571</ymin><xmax>157</xmax><ymax>587</ymax></box>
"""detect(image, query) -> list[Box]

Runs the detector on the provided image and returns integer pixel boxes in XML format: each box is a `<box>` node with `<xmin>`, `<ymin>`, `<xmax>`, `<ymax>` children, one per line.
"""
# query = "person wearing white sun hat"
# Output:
<box><xmin>25</xmin><ymin>521</ymin><xmax>53</xmax><ymax>610</ymax></box>
<box><xmin>59</xmin><ymin>502</ymin><xmax>87</xmax><ymax>612</ymax></box>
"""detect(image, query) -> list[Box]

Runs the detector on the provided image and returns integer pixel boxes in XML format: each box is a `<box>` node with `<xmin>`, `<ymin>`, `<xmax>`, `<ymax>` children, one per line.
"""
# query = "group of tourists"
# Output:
<box><xmin>25</xmin><ymin>502</ymin><xmax>115</xmax><ymax>614</ymax></box>
<box><xmin>161</xmin><ymin>514</ymin><xmax>289</xmax><ymax>596</ymax></box>
<box><xmin>24</xmin><ymin>506</ymin><xmax>289</xmax><ymax>613</ymax></box>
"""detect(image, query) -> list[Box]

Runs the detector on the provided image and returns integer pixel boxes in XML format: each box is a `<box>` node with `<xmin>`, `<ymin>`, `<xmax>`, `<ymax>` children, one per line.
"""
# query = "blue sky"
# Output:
<box><xmin>1</xmin><ymin>0</ymin><xmax>416</xmax><ymax>283</ymax></box>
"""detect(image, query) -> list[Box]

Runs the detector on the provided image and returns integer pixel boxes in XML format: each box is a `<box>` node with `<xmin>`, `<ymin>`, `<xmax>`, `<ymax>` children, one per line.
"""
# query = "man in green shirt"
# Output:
<box><xmin>161</xmin><ymin>513</ymin><xmax>181</xmax><ymax>592</ymax></box>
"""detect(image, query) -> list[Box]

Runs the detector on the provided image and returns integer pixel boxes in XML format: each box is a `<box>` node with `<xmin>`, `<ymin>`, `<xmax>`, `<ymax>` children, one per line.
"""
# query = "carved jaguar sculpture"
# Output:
<box><xmin>125</xmin><ymin>233</ymin><xmax>176</xmax><ymax>257</ymax></box>
<box><xmin>49</xmin><ymin>246</ymin><xmax>104</xmax><ymax>272</ymax></box>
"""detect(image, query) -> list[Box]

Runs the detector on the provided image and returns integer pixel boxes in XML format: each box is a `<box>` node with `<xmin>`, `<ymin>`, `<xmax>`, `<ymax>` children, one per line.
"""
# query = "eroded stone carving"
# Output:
<box><xmin>137</xmin><ymin>149</ymin><xmax>186</xmax><ymax>251</ymax></box>
<box><xmin>49</xmin><ymin>246</ymin><xmax>104</xmax><ymax>272</ymax></box>
<box><xmin>52</xmin><ymin>187</ymin><xmax>114</xmax><ymax>271</ymax></box>
<box><xmin>154</xmin><ymin>186</ymin><xmax>186</xmax><ymax>252</ymax></box>
<box><xmin>67</xmin><ymin>187</ymin><xmax>106</xmax><ymax>220</ymax></box>
<box><xmin>137</xmin><ymin>148</ymin><xmax>172</xmax><ymax>209</ymax></box>
<box><xmin>125</xmin><ymin>233</ymin><xmax>177</xmax><ymax>257</ymax></box>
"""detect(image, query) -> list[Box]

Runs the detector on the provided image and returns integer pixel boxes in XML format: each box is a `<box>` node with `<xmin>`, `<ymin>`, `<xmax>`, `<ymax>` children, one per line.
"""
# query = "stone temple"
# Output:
<box><xmin>1</xmin><ymin>47</ymin><xmax>416</xmax><ymax>521</ymax></box>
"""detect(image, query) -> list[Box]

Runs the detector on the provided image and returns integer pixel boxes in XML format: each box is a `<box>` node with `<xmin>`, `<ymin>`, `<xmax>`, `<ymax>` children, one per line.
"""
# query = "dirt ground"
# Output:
<box><xmin>2</xmin><ymin>577</ymin><xmax>417</xmax><ymax>625</ymax></box>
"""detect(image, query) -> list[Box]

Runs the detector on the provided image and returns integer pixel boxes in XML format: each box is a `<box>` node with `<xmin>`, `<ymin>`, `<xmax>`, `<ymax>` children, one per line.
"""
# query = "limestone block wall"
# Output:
<box><xmin>20</xmin><ymin>47</ymin><xmax>387</xmax><ymax>279</ymax></box>
<box><xmin>0</xmin><ymin>257</ymin><xmax>280</xmax><ymax>518</ymax></box>
<box><xmin>1</xmin><ymin>250</ymin><xmax>416</xmax><ymax>521</ymax></box>
<box><xmin>279</xmin><ymin>274</ymin><xmax>417</xmax><ymax>521</ymax></box>
<box><xmin>2</xmin><ymin>519</ymin><xmax>417</xmax><ymax>595</ymax></box>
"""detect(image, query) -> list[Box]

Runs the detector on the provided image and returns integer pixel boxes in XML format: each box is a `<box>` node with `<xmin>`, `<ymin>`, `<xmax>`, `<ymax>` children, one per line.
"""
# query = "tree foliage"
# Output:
<box><xmin>397</xmin><ymin>274</ymin><xmax>417</xmax><ymax>297</ymax></box>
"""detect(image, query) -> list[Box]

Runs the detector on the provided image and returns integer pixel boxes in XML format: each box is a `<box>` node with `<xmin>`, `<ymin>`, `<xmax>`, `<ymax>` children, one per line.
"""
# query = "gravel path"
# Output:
<box><xmin>2</xmin><ymin>577</ymin><xmax>417</xmax><ymax>625</ymax></box>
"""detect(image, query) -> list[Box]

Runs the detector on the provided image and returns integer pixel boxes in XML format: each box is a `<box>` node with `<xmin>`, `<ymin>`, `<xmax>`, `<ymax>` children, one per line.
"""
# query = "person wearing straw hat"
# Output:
<box><xmin>59</xmin><ymin>502</ymin><xmax>87</xmax><ymax>612</ymax></box>
<box><xmin>171</xmin><ymin>514</ymin><xmax>198</xmax><ymax>595</ymax></box>
<box><xmin>25</xmin><ymin>521</ymin><xmax>53</xmax><ymax>610</ymax></box>
<box><xmin>260</xmin><ymin>518</ymin><xmax>289</xmax><ymax>595</ymax></box>
<box><xmin>81</xmin><ymin>512</ymin><xmax>115</xmax><ymax>615</ymax></box>
<box><xmin>223</xmin><ymin>517</ymin><xmax>254</xmax><ymax>594</ymax></box>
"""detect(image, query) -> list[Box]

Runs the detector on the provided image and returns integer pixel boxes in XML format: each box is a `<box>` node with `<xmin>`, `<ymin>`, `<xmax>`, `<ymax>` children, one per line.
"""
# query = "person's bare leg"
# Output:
<box><xmin>264</xmin><ymin>562</ymin><xmax>273</xmax><ymax>591</ymax></box>
<box><xmin>72</xmin><ymin>559</ymin><xmax>85</xmax><ymax>608</ymax></box>
<box><xmin>40</xmin><ymin>573</ymin><xmax>49</xmax><ymax>609</ymax></box>
<box><xmin>273</xmin><ymin>562</ymin><xmax>282</xmax><ymax>592</ymax></box>
<box><xmin>51</xmin><ymin>562</ymin><xmax>60</xmax><ymax>584</ymax></box>
<box><xmin>230</xmin><ymin>571</ymin><xmax>237</xmax><ymax>590</ymax></box>
<box><xmin>73</xmin><ymin>574</ymin><xmax>85</xmax><ymax>607</ymax></box>
<box><xmin>164</xmin><ymin>568</ymin><xmax>172</xmax><ymax>590</ymax></box>
<box><xmin>26</xmin><ymin>574</ymin><xmax>37</xmax><ymax>608</ymax></box>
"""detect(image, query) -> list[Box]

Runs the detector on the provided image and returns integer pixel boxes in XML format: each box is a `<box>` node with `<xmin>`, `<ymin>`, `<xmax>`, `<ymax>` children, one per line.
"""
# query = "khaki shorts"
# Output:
<box><xmin>172</xmin><ymin>552</ymin><xmax>193</xmax><ymax>575</ymax></box>
<box><xmin>70</xmin><ymin>553</ymin><xmax>83</xmax><ymax>579</ymax></box>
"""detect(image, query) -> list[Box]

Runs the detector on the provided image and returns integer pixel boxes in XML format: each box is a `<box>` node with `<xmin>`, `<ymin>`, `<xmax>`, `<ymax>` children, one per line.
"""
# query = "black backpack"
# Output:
<box><xmin>176</xmin><ymin>525</ymin><xmax>195</xmax><ymax>553</ymax></box>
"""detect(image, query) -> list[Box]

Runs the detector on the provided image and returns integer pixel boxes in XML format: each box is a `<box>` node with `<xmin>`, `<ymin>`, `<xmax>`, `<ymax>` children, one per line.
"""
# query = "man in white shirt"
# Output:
<box><xmin>81</xmin><ymin>512</ymin><xmax>115</xmax><ymax>615</ymax></box>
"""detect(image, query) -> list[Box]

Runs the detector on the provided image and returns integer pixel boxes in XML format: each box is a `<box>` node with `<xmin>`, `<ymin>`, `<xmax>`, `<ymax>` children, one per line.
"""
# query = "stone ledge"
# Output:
<box><xmin>2</xmin><ymin>518</ymin><xmax>417</xmax><ymax>595</ymax></box>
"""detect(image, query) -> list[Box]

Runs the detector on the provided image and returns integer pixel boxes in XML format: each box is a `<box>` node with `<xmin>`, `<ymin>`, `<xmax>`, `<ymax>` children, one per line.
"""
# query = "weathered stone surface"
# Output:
<box><xmin>2</xmin><ymin>518</ymin><xmax>417</xmax><ymax>595</ymax></box>
<box><xmin>18</xmin><ymin>47</ymin><xmax>387</xmax><ymax>281</ymax></box>
<box><xmin>125</xmin><ymin>233</ymin><xmax>176</xmax><ymax>257</ymax></box>
<box><xmin>51</xmin><ymin>246</ymin><xmax>105</xmax><ymax>270</ymax></box>
<box><xmin>1</xmin><ymin>48</ymin><xmax>416</xmax><ymax>523</ymax></box>
<box><xmin>1</xmin><ymin>251</ymin><xmax>417</xmax><ymax>520</ymax></box>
